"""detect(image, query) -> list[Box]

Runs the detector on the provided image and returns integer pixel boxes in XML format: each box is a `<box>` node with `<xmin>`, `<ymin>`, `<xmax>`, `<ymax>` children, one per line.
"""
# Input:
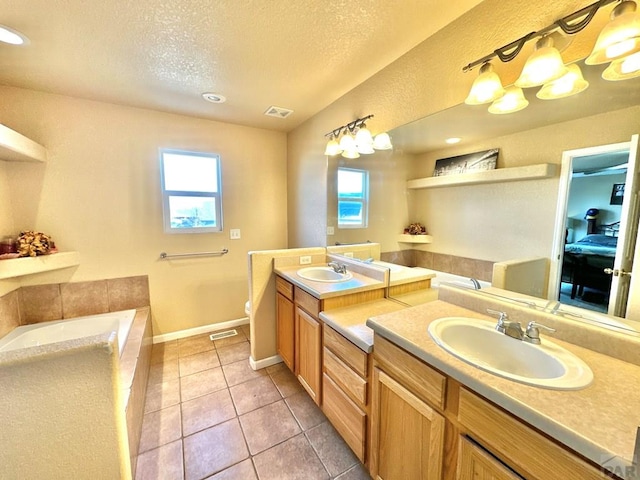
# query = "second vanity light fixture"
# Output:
<box><xmin>464</xmin><ymin>0</ymin><xmax>640</xmax><ymax>114</ymax></box>
<box><xmin>324</xmin><ymin>114</ymin><xmax>393</xmax><ymax>158</ymax></box>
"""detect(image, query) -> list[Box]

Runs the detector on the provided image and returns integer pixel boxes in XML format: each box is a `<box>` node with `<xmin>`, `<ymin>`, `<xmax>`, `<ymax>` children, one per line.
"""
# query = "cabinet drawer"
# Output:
<box><xmin>373</xmin><ymin>334</ymin><xmax>446</xmax><ymax>409</ymax></box>
<box><xmin>295</xmin><ymin>287</ymin><xmax>320</xmax><ymax>317</ymax></box>
<box><xmin>324</xmin><ymin>325</ymin><xmax>368</xmax><ymax>378</ymax></box>
<box><xmin>458</xmin><ymin>388</ymin><xmax>607</xmax><ymax>480</ymax></box>
<box><xmin>323</xmin><ymin>347</ymin><xmax>367</xmax><ymax>406</ymax></box>
<box><xmin>276</xmin><ymin>276</ymin><xmax>293</xmax><ymax>301</ymax></box>
<box><xmin>458</xmin><ymin>436</ymin><xmax>522</xmax><ymax>479</ymax></box>
<box><xmin>322</xmin><ymin>373</ymin><xmax>366</xmax><ymax>462</ymax></box>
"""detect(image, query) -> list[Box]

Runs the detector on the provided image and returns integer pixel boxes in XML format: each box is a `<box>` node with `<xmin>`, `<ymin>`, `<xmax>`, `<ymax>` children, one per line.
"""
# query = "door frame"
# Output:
<box><xmin>549</xmin><ymin>140</ymin><xmax>633</xmax><ymax>311</ymax></box>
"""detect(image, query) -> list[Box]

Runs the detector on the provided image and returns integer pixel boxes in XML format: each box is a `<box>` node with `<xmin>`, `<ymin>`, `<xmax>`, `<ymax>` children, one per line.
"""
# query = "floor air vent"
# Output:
<box><xmin>209</xmin><ymin>329</ymin><xmax>238</xmax><ymax>341</ymax></box>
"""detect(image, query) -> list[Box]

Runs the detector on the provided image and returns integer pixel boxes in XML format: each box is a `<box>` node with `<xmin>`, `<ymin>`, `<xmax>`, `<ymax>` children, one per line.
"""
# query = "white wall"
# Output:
<box><xmin>0</xmin><ymin>86</ymin><xmax>287</xmax><ymax>335</ymax></box>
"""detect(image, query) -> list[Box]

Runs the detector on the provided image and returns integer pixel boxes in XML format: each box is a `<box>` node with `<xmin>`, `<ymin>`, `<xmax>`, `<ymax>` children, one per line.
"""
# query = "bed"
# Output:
<box><xmin>563</xmin><ymin>234</ymin><xmax>617</xmax><ymax>300</ymax></box>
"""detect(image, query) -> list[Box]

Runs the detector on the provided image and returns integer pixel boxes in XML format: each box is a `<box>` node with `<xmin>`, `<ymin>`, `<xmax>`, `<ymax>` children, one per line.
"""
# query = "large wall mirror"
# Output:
<box><xmin>326</xmin><ymin>59</ymin><xmax>640</xmax><ymax>326</ymax></box>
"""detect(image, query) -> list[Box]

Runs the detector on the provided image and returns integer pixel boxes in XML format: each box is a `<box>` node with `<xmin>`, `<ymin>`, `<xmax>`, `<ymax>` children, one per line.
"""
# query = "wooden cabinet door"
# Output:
<box><xmin>295</xmin><ymin>307</ymin><xmax>322</xmax><ymax>405</ymax></box>
<box><xmin>370</xmin><ymin>367</ymin><xmax>445</xmax><ymax>480</ymax></box>
<box><xmin>276</xmin><ymin>292</ymin><xmax>295</xmax><ymax>372</ymax></box>
<box><xmin>457</xmin><ymin>436</ymin><xmax>522</xmax><ymax>480</ymax></box>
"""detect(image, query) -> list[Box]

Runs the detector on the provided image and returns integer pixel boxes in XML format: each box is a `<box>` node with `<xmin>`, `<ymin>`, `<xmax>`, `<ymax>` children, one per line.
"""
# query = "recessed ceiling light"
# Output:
<box><xmin>445</xmin><ymin>137</ymin><xmax>462</xmax><ymax>144</ymax></box>
<box><xmin>0</xmin><ymin>25</ymin><xmax>28</xmax><ymax>45</ymax></box>
<box><xmin>202</xmin><ymin>93</ymin><xmax>226</xmax><ymax>104</ymax></box>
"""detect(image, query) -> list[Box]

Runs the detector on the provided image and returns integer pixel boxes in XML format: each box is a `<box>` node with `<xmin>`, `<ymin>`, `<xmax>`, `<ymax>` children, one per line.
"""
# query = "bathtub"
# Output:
<box><xmin>429</xmin><ymin>271</ymin><xmax>491</xmax><ymax>289</ymax></box>
<box><xmin>0</xmin><ymin>309</ymin><xmax>136</xmax><ymax>356</ymax></box>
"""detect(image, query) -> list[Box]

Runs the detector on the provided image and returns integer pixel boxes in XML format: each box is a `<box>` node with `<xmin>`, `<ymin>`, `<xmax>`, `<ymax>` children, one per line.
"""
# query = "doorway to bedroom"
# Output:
<box><xmin>551</xmin><ymin>135</ymin><xmax>640</xmax><ymax>318</ymax></box>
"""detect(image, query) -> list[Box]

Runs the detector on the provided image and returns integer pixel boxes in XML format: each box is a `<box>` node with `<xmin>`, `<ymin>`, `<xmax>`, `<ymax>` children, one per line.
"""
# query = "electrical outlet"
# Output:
<box><xmin>230</xmin><ymin>229</ymin><xmax>241</xmax><ymax>240</ymax></box>
<box><xmin>326</xmin><ymin>226</ymin><xmax>335</xmax><ymax>235</ymax></box>
<box><xmin>299</xmin><ymin>255</ymin><xmax>312</xmax><ymax>265</ymax></box>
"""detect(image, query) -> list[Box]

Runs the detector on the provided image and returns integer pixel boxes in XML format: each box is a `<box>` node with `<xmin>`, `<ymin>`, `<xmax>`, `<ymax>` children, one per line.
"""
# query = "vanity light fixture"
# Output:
<box><xmin>323</xmin><ymin>115</ymin><xmax>393</xmax><ymax>157</ymax></box>
<box><xmin>602</xmin><ymin>50</ymin><xmax>640</xmax><ymax>79</ymax></box>
<box><xmin>488</xmin><ymin>86</ymin><xmax>529</xmax><ymax>114</ymax></box>
<box><xmin>0</xmin><ymin>25</ymin><xmax>28</xmax><ymax>45</ymax></box>
<box><xmin>463</xmin><ymin>0</ymin><xmax>640</xmax><ymax>113</ymax></box>
<box><xmin>537</xmin><ymin>63</ymin><xmax>590</xmax><ymax>99</ymax></box>
<box><xmin>464</xmin><ymin>62</ymin><xmax>506</xmax><ymax>105</ymax></box>
<box><xmin>586</xmin><ymin>0</ymin><xmax>640</xmax><ymax>65</ymax></box>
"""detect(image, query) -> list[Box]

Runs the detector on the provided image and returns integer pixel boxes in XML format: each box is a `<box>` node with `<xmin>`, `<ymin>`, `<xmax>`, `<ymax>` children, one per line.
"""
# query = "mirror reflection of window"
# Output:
<box><xmin>337</xmin><ymin>167</ymin><xmax>369</xmax><ymax>228</ymax></box>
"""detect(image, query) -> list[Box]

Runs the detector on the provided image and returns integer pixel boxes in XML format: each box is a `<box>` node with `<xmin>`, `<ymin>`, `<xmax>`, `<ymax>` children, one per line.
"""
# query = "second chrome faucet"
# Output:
<box><xmin>487</xmin><ymin>309</ymin><xmax>556</xmax><ymax>344</ymax></box>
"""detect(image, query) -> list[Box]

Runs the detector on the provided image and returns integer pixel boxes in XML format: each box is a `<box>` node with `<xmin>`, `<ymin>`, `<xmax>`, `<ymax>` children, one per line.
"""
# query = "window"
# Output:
<box><xmin>160</xmin><ymin>149</ymin><xmax>223</xmax><ymax>233</ymax></box>
<box><xmin>337</xmin><ymin>167</ymin><xmax>369</xmax><ymax>228</ymax></box>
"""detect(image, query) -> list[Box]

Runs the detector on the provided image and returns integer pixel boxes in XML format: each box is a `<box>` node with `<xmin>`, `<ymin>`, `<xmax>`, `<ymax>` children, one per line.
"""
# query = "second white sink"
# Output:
<box><xmin>428</xmin><ymin>317</ymin><xmax>593</xmax><ymax>390</ymax></box>
<box><xmin>297</xmin><ymin>266</ymin><xmax>353</xmax><ymax>283</ymax></box>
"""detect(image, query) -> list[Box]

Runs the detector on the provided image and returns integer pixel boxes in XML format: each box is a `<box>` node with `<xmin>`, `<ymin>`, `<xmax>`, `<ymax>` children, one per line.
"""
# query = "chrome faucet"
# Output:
<box><xmin>328</xmin><ymin>261</ymin><xmax>347</xmax><ymax>274</ymax></box>
<box><xmin>487</xmin><ymin>309</ymin><xmax>523</xmax><ymax>340</ymax></box>
<box><xmin>524</xmin><ymin>321</ymin><xmax>556</xmax><ymax>345</ymax></box>
<box><xmin>469</xmin><ymin>278</ymin><xmax>482</xmax><ymax>290</ymax></box>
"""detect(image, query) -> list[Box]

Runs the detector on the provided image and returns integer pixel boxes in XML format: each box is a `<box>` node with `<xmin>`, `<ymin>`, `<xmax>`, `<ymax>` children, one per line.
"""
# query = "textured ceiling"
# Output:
<box><xmin>0</xmin><ymin>0</ymin><xmax>484</xmax><ymax>131</ymax></box>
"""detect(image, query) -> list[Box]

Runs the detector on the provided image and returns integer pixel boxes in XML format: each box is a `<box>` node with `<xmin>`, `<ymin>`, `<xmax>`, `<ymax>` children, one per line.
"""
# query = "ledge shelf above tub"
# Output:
<box><xmin>0</xmin><ymin>124</ymin><xmax>48</xmax><ymax>163</ymax></box>
<box><xmin>407</xmin><ymin>163</ymin><xmax>557</xmax><ymax>190</ymax></box>
<box><xmin>0</xmin><ymin>252</ymin><xmax>80</xmax><ymax>280</ymax></box>
<box><xmin>397</xmin><ymin>234</ymin><xmax>433</xmax><ymax>244</ymax></box>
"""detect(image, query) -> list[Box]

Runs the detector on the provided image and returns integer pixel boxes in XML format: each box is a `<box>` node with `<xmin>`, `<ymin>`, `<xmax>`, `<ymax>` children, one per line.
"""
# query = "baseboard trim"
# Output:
<box><xmin>153</xmin><ymin>316</ymin><xmax>249</xmax><ymax>344</ymax></box>
<box><xmin>249</xmin><ymin>354</ymin><xmax>283</xmax><ymax>371</ymax></box>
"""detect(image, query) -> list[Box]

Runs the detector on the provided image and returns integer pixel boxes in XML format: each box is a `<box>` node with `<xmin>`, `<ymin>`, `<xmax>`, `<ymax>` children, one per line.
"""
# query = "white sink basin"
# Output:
<box><xmin>297</xmin><ymin>266</ymin><xmax>353</xmax><ymax>283</ymax></box>
<box><xmin>428</xmin><ymin>317</ymin><xmax>593</xmax><ymax>390</ymax></box>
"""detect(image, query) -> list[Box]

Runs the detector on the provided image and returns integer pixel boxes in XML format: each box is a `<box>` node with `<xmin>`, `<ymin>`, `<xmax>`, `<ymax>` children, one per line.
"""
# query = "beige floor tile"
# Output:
<box><xmin>229</xmin><ymin>376</ymin><xmax>281</xmax><ymax>415</ymax></box>
<box><xmin>150</xmin><ymin>340</ymin><xmax>178</xmax><ymax>365</ymax></box>
<box><xmin>179</xmin><ymin>333</ymin><xmax>216</xmax><ymax>357</ymax></box>
<box><xmin>269</xmin><ymin>366</ymin><xmax>304</xmax><ymax>398</ymax></box>
<box><xmin>222</xmin><ymin>359</ymin><xmax>267</xmax><ymax>387</ymax></box>
<box><xmin>180</xmin><ymin>367</ymin><xmax>227</xmax><ymax>402</ymax></box>
<box><xmin>213</xmin><ymin>330</ymin><xmax>247</xmax><ymax>348</ymax></box>
<box><xmin>138</xmin><ymin>404</ymin><xmax>182</xmax><ymax>453</ymax></box>
<box><xmin>285</xmin><ymin>391</ymin><xmax>326</xmax><ymax>431</ymax></box>
<box><xmin>183</xmin><ymin>418</ymin><xmax>249</xmax><ymax>480</ymax></box>
<box><xmin>239</xmin><ymin>324</ymin><xmax>250</xmax><ymax>339</ymax></box>
<box><xmin>179</xmin><ymin>349</ymin><xmax>221</xmax><ymax>377</ymax></box>
<box><xmin>252</xmin><ymin>434</ymin><xmax>329</xmax><ymax>480</ymax></box>
<box><xmin>239</xmin><ymin>400</ymin><xmax>301</xmax><ymax>455</ymax></box>
<box><xmin>334</xmin><ymin>463</ymin><xmax>372</xmax><ymax>480</ymax></box>
<box><xmin>144</xmin><ymin>377</ymin><xmax>181</xmax><ymax>414</ymax></box>
<box><xmin>217</xmin><ymin>341</ymin><xmax>251</xmax><ymax>365</ymax></box>
<box><xmin>265</xmin><ymin>362</ymin><xmax>287</xmax><ymax>375</ymax></box>
<box><xmin>147</xmin><ymin>358</ymin><xmax>179</xmax><ymax>385</ymax></box>
<box><xmin>182</xmin><ymin>389</ymin><xmax>236</xmax><ymax>436</ymax></box>
<box><xmin>306</xmin><ymin>421</ymin><xmax>358</xmax><ymax>477</ymax></box>
<box><xmin>205</xmin><ymin>458</ymin><xmax>257</xmax><ymax>480</ymax></box>
<box><xmin>135</xmin><ymin>439</ymin><xmax>183</xmax><ymax>480</ymax></box>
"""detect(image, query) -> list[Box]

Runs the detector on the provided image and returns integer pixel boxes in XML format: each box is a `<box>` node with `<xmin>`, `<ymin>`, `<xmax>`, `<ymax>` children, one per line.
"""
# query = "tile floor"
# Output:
<box><xmin>135</xmin><ymin>324</ymin><xmax>371</xmax><ymax>480</ymax></box>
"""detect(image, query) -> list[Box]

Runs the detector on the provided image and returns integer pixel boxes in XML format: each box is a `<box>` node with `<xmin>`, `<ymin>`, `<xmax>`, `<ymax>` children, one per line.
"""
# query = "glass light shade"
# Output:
<box><xmin>372</xmin><ymin>132</ymin><xmax>392</xmax><ymax>150</ymax></box>
<box><xmin>324</xmin><ymin>138</ymin><xmax>342</xmax><ymax>156</ymax></box>
<box><xmin>603</xmin><ymin>51</ymin><xmax>640</xmax><ymax>80</ymax></box>
<box><xmin>515</xmin><ymin>36</ymin><xmax>568</xmax><ymax>88</ymax></box>
<box><xmin>339</xmin><ymin>132</ymin><xmax>356</xmax><ymax>151</ymax></box>
<box><xmin>464</xmin><ymin>63</ymin><xmax>506</xmax><ymax>105</ymax></box>
<box><xmin>355</xmin><ymin>127</ymin><xmax>375</xmax><ymax>154</ymax></box>
<box><xmin>537</xmin><ymin>64</ymin><xmax>589</xmax><ymax>99</ymax></box>
<box><xmin>341</xmin><ymin>146</ymin><xmax>360</xmax><ymax>159</ymax></box>
<box><xmin>586</xmin><ymin>1</ymin><xmax>640</xmax><ymax>65</ymax></box>
<box><xmin>488</xmin><ymin>86</ymin><xmax>529</xmax><ymax>114</ymax></box>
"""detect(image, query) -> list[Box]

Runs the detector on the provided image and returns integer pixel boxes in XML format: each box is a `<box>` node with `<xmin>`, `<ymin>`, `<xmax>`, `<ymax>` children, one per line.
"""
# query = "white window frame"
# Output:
<box><xmin>159</xmin><ymin>148</ymin><xmax>223</xmax><ymax>234</ymax></box>
<box><xmin>337</xmin><ymin>167</ymin><xmax>369</xmax><ymax>229</ymax></box>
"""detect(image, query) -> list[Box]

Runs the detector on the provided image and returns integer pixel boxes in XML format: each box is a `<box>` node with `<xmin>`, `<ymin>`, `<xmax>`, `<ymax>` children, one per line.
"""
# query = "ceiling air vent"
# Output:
<box><xmin>264</xmin><ymin>106</ymin><xmax>293</xmax><ymax>119</ymax></box>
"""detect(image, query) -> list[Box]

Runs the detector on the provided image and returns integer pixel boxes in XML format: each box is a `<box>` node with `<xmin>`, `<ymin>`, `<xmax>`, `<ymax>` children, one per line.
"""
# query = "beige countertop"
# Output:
<box><xmin>319</xmin><ymin>299</ymin><xmax>407</xmax><ymax>353</ymax></box>
<box><xmin>366</xmin><ymin>300</ymin><xmax>640</xmax><ymax>478</ymax></box>
<box><xmin>274</xmin><ymin>264</ymin><xmax>386</xmax><ymax>299</ymax></box>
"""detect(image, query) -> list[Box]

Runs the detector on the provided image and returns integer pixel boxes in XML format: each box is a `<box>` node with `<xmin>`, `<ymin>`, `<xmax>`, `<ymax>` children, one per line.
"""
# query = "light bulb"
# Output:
<box><xmin>603</xmin><ymin>51</ymin><xmax>640</xmax><ymax>80</ymax></box>
<box><xmin>465</xmin><ymin>63</ymin><xmax>505</xmax><ymax>105</ymax></box>
<box><xmin>516</xmin><ymin>36</ymin><xmax>568</xmax><ymax>88</ymax></box>
<box><xmin>586</xmin><ymin>1</ymin><xmax>640</xmax><ymax>64</ymax></box>
<box><xmin>355</xmin><ymin>127</ymin><xmax>374</xmax><ymax>154</ymax></box>
<box><xmin>372</xmin><ymin>132</ymin><xmax>392</xmax><ymax>150</ymax></box>
<box><xmin>537</xmin><ymin>64</ymin><xmax>589</xmax><ymax>99</ymax></box>
<box><xmin>488</xmin><ymin>86</ymin><xmax>529</xmax><ymax>114</ymax></box>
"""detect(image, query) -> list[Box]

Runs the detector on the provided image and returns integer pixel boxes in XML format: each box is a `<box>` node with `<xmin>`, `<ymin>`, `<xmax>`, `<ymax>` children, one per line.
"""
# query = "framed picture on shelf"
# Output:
<box><xmin>433</xmin><ymin>148</ymin><xmax>499</xmax><ymax>177</ymax></box>
<box><xmin>610</xmin><ymin>183</ymin><xmax>625</xmax><ymax>205</ymax></box>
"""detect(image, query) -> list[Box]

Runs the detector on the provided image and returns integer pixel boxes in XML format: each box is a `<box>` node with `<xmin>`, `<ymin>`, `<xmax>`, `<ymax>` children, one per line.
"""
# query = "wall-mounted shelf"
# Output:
<box><xmin>397</xmin><ymin>234</ymin><xmax>432</xmax><ymax>244</ymax></box>
<box><xmin>0</xmin><ymin>124</ymin><xmax>48</xmax><ymax>163</ymax></box>
<box><xmin>0</xmin><ymin>252</ymin><xmax>80</xmax><ymax>280</ymax></box>
<box><xmin>407</xmin><ymin>163</ymin><xmax>557</xmax><ymax>190</ymax></box>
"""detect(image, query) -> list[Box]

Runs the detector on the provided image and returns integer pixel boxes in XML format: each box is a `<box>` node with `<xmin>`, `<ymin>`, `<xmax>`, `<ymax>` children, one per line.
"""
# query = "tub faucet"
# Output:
<box><xmin>469</xmin><ymin>278</ymin><xmax>482</xmax><ymax>290</ymax></box>
<box><xmin>328</xmin><ymin>261</ymin><xmax>347</xmax><ymax>274</ymax></box>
